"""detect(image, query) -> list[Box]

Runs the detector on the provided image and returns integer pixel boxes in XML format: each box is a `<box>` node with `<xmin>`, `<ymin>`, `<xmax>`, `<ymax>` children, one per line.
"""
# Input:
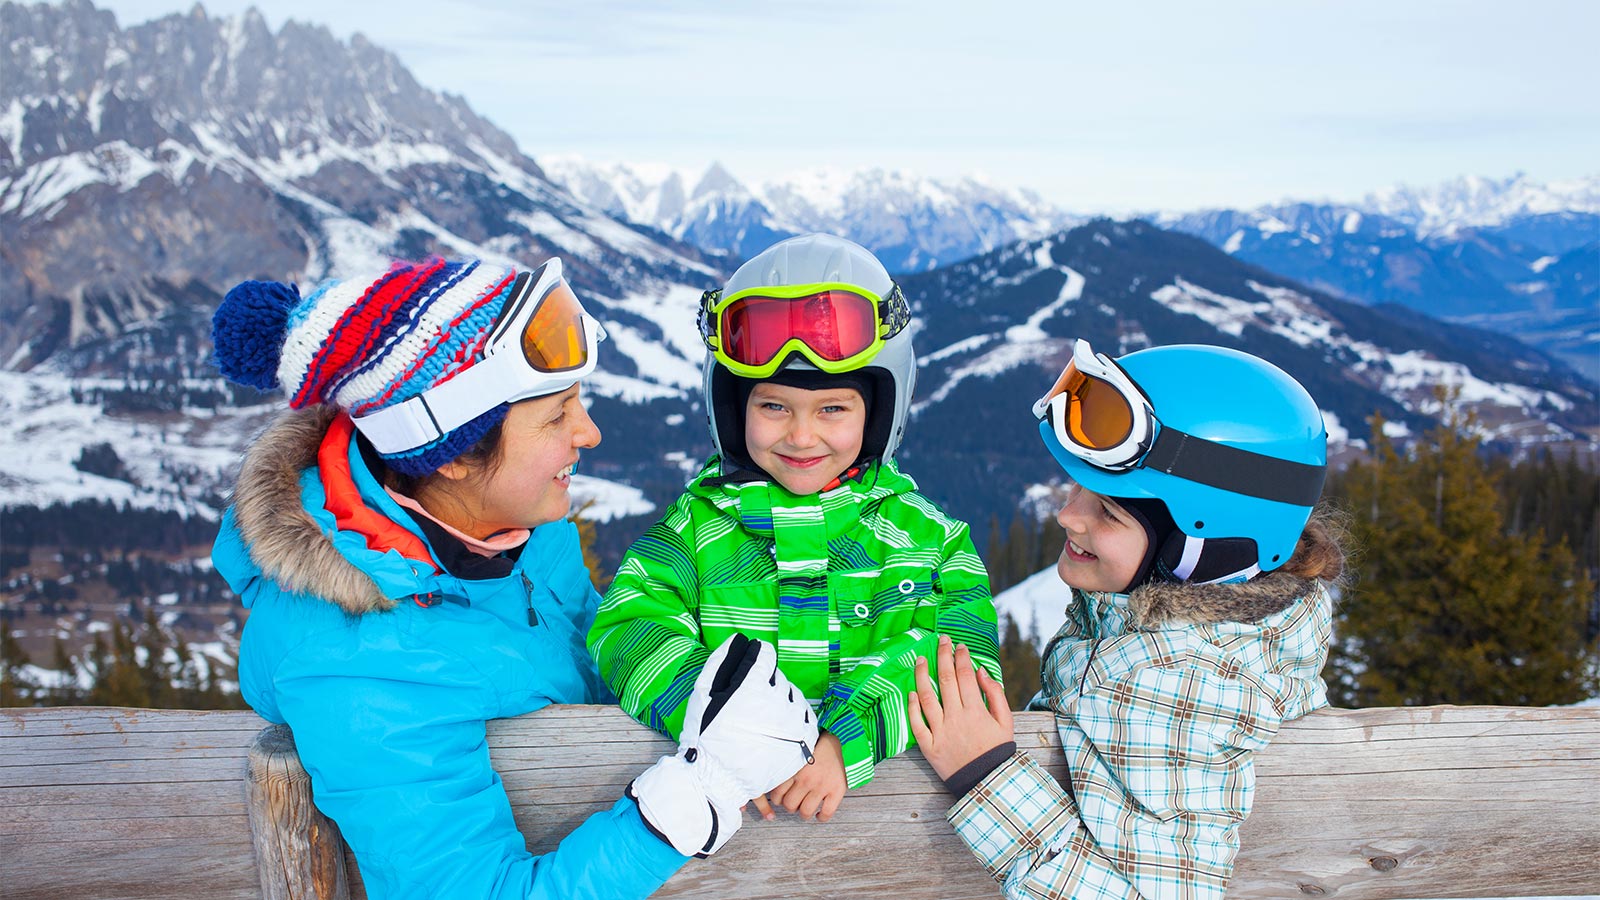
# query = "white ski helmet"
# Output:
<box><xmin>699</xmin><ymin>233</ymin><xmax>917</xmax><ymax>473</ymax></box>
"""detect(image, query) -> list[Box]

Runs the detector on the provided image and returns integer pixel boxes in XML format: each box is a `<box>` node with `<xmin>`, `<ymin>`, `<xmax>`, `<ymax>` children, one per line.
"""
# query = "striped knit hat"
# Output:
<box><xmin>212</xmin><ymin>258</ymin><xmax>524</xmax><ymax>476</ymax></box>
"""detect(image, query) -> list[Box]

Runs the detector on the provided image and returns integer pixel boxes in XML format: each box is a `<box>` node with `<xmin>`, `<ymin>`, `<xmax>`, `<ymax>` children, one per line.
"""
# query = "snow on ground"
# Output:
<box><xmin>568</xmin><ymin>474</ymin><xmax>654</xmax><ymax>523</ymax></box>
<box><xmin>0</xmin><ymin>369</ymin><xmax>659</xmax><ymax>526</ymax></box>
<box><xmin>993</xmin><ymin>565</ymin><xmax>1072</xmax><ymax>649</ymax></box>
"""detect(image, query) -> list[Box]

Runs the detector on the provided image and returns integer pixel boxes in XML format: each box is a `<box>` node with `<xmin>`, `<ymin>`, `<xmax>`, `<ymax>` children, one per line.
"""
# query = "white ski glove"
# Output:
<box><xmin>630</xmin><ymin>633</ymin><xmax>818</xmax><ymax>857</ymax></box>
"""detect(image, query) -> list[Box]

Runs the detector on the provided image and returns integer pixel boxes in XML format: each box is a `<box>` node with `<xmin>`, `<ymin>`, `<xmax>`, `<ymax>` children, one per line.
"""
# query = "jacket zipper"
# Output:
<box><xmin>521</xmin><ymin>573</ymin><xmax>538</xmax><ymax>627</ymax></box>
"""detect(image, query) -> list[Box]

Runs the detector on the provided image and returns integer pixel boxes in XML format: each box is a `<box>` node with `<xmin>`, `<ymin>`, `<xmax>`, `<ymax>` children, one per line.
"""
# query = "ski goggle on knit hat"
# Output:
<box><xmin>697</xmin><ymin>280</ymin><xmax>911</xmax><ymax>379</ymax></box>
<box><xmin>353</xmin><ymin>257</ymin><xmax>605</xmax><ymax>453</ymax></box>
<box><xmin>1033</xmin><ymin>339</ymin><xmax>1324</xmax><ymax>507</ymax></box>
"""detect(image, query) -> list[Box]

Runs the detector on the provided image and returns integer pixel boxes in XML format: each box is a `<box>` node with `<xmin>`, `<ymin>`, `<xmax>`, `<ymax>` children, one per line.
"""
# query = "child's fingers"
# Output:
<box><xmin>977</xmin><ymin>666</ymin><xmax>1014</xmax><ymax>732</ymax></box>
<box><xmin>751</xmin><ymin>794</ymin><xmax>776</xmax><ymax>821</ymax></box>
<box><xmin>952</xmin><ymin>643</ymin><xmax>984</xmax><ymax>708</ymax></box>
<box><xmin>797</xmin><ymin>787</ymin><xmax>825</xmax><ymax>821</ymax></box>
<box><xmin>935</xmin><ymin>635</ymin><xmax>963</xmax><ymax>711</ymax></box>
<box><xmin>908</xmin><ymin>691</ymin><xmax>935</xmax><ymax>746</ymax></box>
<box><xmin>775</xmin><ymin>780</ymin><xmax>804</xmax><ymax>814</ymax></box>
<box><xmin>912</xmin><ymin>655</ymin><xmax>944</xmax><ymax>730</ymax></box>
<box><xmin>817</xmin><ymin>790</ymin><xmax>844</xmax><ymax>823</ymax></box>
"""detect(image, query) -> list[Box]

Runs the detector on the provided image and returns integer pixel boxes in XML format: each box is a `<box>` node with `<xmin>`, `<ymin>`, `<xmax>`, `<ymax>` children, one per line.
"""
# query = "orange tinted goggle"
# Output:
<box><xmin>492</xmin><ymin>269</ymin><xmax>591</xmax><ymax>373</ymax></box>
<box><xmin>1033</xmin><ymin>339</ymin><xmax>1156</xmax><ymax>471</ymax></box>
<box><xmin>1040</xmin><ymin>360</ymin><xmax>1136</xmax><ymax>451</ymax></box>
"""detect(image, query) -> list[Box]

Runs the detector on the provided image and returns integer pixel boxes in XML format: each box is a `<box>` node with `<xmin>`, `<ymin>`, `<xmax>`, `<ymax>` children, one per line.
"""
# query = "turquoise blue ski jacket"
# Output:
<box><xmin>212</xmin><ymin>409</ymin><xmax>686</xmax><ymax>900</ymax></box>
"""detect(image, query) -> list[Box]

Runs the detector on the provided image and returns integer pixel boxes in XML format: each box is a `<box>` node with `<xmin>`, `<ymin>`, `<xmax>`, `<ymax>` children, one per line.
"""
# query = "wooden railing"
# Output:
<box><xmin>3</xmin><ymin>704</ymin><xmax>1598</xmax><ymax>899</ymax></box>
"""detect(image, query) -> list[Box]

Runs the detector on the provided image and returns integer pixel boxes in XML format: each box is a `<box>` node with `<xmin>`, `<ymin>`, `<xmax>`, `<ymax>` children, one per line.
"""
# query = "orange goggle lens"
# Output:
<box><xmin>521</xmin><ymin>280</ymin><xmax>589</xmax><ymax>372</ymax></box>
<box><xmin>1044</xmin><ymin>362</ymin><xmax>1134</xmax><ymax>450</ymax></box>
<box><xmin>719</xmin><ymin>290</ymin><xmax>880</xmax><ymax>368</ymax></box>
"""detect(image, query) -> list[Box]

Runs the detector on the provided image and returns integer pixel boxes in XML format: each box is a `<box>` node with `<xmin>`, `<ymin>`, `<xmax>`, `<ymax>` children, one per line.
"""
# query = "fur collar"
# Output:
<box><xmin>1125</xmin><ymin>569</ymin><xmax>1314</xmax><ymax>629</ymax></box>
<box><xmin>231</xmin><ymin>407</ymin><xmax>397</xmax><ymax>615</ymax></box>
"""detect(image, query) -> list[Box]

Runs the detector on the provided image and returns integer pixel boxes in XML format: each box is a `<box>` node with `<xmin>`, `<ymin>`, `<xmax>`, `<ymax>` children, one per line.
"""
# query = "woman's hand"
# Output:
<box><xmin>909</xmin><ymin>634</ymin><xmax>1013</xmax><ymax>782</ymax></box>
<box><xmin>759</xmin><ymin>732</ymin><xmax>848</xmax><ymax>822</ymax></box>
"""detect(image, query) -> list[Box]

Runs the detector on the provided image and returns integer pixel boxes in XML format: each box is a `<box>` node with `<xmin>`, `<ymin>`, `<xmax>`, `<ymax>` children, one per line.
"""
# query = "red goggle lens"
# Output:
<box><xmin>719</xmin><ymin>290</ymin><xmax>879</xmax><ymax>368</ymax></box>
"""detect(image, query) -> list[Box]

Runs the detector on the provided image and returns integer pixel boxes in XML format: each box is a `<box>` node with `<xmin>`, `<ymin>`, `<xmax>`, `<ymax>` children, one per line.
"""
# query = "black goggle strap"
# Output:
<box><xmin>880</xmin><ymin>282</ymin><xmax>911</xmax><ymax>340</ymax></box>
<box><xmin>1142</xmin><ymin>425</ymin><xmax>1325</xmax><ymax>507</ymax></box>
<box><xmin>697</xmin><ymin>289</ymin><xmax>722</xmax><ymax>345</ymax></box>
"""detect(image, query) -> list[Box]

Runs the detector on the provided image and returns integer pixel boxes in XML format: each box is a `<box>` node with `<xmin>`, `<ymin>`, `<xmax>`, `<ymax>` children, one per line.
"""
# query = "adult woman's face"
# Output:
<box><xmin>430</xmin><ymin>384</ymin><xmax>601</xmax><ymax>538</ymax></box>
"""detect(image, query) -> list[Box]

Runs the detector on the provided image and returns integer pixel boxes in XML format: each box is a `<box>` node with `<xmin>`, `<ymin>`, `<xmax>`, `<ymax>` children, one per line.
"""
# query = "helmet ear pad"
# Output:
<box><xmin>1152</xmin><ymin>533</ymin><xmax>1261</xmax><ymax>585</ymax></box>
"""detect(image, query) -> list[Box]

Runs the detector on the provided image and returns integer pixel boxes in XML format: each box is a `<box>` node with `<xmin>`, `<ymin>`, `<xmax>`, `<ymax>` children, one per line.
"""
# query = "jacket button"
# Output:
<box><xmin>854</xmin><ymin>603</ymin><xmax>870</xmax><ymax>619</ymax></box>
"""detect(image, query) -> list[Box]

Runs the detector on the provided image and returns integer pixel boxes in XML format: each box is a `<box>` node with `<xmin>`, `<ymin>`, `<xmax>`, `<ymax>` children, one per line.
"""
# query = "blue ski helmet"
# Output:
<box><xmin>1038</xmin><ymin>343</ymin><xmax>1326</xmax><ymax>576</ymax></box>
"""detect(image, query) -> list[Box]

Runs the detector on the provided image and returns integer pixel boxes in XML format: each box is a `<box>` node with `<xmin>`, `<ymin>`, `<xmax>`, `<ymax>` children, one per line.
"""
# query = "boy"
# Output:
<box><xmin>589</xmin><ymin>234</ymin><xmax>1002</xmax><ymax>822</ymax></box>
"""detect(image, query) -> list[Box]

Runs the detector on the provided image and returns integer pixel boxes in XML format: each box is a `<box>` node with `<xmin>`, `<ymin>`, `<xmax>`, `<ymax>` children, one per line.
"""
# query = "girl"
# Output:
<box><xmin>210</xmin><ymin>257</ymin><xmax>814</xmax><ymax>900</ymax></box>
<box><xmin>910</xmin><ymin>339</ymin><xmax>1345</xmax><ymax>900</ymax></box>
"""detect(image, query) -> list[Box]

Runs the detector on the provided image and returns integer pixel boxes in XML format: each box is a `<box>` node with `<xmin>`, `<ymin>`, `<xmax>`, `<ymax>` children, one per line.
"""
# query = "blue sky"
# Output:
<box><xmin>92</xmin><ymin>0</ymin><xmax>1600</xmax><ymax>213</ymax></box>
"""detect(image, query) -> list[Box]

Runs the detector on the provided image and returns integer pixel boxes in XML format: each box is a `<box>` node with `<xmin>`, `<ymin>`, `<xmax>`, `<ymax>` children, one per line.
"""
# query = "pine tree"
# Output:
<box><xmin>1326</xmin><ymin>399</ymin><xmax>1598</xmax><ymax>707</ymax></box>
<box><xmin>88</xmin><ymin>621</ymin><xmax>151</xmax><ymax>707</ymax></box>
<box><xmin>136</xmin><ymin>608</ymin><xmax>174</xmax><ymax>707</ymax></box>
<box><xmin>1</xmin><ymin>625</ymin><xmax>36</xmax><ymax>706</ymax></box>
<box><xmin>50</xmin><ymin>638</ymin><xmax>81</xmax><ymax>705</ymax></box>
<box><xmin>569</xmin><ymin>500</ymin><xmax>610</xmax><ymax>592</ymax></box>
<box><xmin>996</xmin><ymin>612</ymin><xmax>1042</xmax><ymax>710</ymax></box>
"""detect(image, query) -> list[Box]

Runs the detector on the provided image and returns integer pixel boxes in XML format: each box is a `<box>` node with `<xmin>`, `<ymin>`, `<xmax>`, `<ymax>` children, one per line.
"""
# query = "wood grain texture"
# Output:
<box><xmin>5</xmin><ymin>704</ymin><xmax>1598</xmax><ymax>899</ymax></box>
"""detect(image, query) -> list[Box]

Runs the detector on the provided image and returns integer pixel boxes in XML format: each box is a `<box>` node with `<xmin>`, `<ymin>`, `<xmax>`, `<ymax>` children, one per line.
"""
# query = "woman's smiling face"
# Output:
<box><xmin>427</xmin><ymin>385</ymin><xmax>601</xmax><ymax>538</ymax></box>
<box><xmin>1054</xmin><ymin>483</ymin><xmax>1150</xmax><ymax>593</ymax></box>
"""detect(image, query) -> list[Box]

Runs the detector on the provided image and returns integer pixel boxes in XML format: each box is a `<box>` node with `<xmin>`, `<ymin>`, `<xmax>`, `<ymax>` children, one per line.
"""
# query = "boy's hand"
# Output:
<box><xmin>765</xmin><ymin>732</ymin><xmax>847</xmax><ymax>822</ymax></box>
<box><xmin>909</xmin><ymin>635</ymin><xmax>1013</xmax><ymax>782</ymax></box>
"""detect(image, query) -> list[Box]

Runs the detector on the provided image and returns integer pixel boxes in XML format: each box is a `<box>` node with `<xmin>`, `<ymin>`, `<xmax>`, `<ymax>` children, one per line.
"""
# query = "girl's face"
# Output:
<box><xmin>745</xmin><ymin>382</ymin><xmax>866</xmax><ymax>495</ymax></box>
<box><xmin>1055</xmin><ymin>483</ymin><xmax>1149</xmax><ymax>593</ymax></box>
<box><xmin>431</xmin><ymin>385</ymin><xmax>601</xmax><ymax>538</ymax></box>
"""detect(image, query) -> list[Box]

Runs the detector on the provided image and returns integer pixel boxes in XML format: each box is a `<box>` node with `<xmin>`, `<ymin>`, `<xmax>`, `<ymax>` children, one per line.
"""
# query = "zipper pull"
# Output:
<box><xmin>521</xmin><ymin>573</ymin><xmax>539</xmax><ymax>627</ymax></box>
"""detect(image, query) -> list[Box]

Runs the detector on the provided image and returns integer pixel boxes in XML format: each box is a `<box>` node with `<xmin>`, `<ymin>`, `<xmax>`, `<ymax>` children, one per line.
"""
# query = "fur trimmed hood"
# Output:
<box><xmin>1124</xmin><ymin>569</ymin><xmax>1314</xmax><ymax>630</ymax></box>
<box><xmin>229</xmin><ymin>407</ymin><xmax>398</xmax><ymax>615</ymax></box>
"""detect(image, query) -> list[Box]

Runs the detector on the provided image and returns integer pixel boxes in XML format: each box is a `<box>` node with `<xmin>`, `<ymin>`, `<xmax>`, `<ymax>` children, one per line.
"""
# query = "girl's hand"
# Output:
<box><xmin>908</xmin><ymin>635</ymin><xmax>1014</xmax><ymax>782</ymax></box>
<box><xmin>765</xmin><ymin>732</ymin><xmax>847</xmax><ymax>822</ymax></box>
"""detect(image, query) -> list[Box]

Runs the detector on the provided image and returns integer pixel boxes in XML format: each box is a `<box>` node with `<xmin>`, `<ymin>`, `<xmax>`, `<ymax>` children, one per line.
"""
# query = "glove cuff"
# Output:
<box><xmin>630</xmin><ymin>754</ymin><xmax>742</xmax><ymax>858</ymax></box>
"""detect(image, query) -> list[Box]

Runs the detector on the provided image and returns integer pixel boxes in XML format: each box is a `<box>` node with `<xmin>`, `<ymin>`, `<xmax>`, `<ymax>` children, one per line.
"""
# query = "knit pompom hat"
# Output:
<box><xmin>211</xmin><ymin>258</ymin><xmax>523</xmax><ymax>476</ymax></box>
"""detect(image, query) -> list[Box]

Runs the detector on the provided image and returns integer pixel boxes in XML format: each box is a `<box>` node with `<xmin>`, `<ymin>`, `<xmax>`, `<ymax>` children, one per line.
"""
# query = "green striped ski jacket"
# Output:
<box><xmin>589</xmin><ymin>457</ymin><xmax>1001</xmax><ymax>789</ymax></box>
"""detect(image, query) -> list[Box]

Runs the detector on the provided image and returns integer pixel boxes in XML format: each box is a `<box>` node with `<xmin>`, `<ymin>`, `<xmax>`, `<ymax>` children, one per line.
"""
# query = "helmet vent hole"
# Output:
<box><xmin>1194</xmin><ymin>520</ymin><xmax>1204</xmax><ymax>530</ymax></box>
<box><xmin>1272</xmin><ymin>554</ymin><xmax>1281</xmax><ymax>562</ymax></box>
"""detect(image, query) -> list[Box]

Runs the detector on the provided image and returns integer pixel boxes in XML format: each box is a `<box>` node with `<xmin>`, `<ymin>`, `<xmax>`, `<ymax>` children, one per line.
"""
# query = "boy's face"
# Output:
<box><xmin>1054</xmin><ymin>483</ymin><xmax>1149</xmax><ymax>593</ymax></box>
<box><xmin>745</xmin><ymin>382</ymin><xmax>866</xmax><ymax>495</ymax></box>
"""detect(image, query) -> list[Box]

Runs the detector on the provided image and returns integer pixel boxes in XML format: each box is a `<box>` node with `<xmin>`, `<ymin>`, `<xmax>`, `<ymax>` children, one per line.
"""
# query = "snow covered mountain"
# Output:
<box><xmin>0</xmin><ymin>0</ymin><xmax>737</xmax><ymax>520</ymax></box>
<box><xmin>1156</xmin><ymin>178</ymin><xmax>1599</xmax><ymax>381</ymax></box>
<box><xmin>542</xmin><ymin>156</ymin><xmax>1082</xmax><ymax>274</ymax></box>
<box><xmin>1361</xmin><ymin>172</ymin><xmax>1600</xmax><ymax>237</ymax></box>
<box><xmin>0</xmin><ymin>0</ymin><xmax>721</xmax><ymax>375</ymax></box>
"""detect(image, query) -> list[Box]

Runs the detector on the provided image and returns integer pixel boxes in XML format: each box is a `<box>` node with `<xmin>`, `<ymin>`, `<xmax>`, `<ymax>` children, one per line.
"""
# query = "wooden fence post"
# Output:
<box><xmin>246</xmin><ymin>724</ymin><xmax>352</xmax><ymax>900</ymax></box>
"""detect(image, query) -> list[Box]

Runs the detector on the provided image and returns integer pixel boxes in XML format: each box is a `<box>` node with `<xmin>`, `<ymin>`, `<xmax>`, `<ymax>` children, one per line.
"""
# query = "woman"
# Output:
<box><xmin>210</xmin><ymin>257</ymin><xmax>815</xmax><ymax>900</ymax></box>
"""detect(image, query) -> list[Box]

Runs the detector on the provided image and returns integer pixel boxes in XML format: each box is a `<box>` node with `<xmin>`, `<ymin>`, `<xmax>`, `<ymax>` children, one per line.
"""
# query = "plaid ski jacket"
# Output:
<box><xmin>589</xmin><ymin>457</ymin><xmax>1001</xmax><ymax>789</ymax></box>
<box><xmin>949</xmin><ymin>571</ymin><xmax>1333</xmax><ymax>900</ymax></box>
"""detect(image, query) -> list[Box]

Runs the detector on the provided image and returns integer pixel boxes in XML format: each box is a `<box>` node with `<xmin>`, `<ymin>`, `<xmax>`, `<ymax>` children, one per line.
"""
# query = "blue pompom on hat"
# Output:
<box><xmin>210</xmin><ymin>258</ymin><xmax>524</xmax><ymax>476</ymax></box>
<box><xmin>211</xmin><ymin>280</ymin><xmax>300</xmax><ymax>391</ymax></box>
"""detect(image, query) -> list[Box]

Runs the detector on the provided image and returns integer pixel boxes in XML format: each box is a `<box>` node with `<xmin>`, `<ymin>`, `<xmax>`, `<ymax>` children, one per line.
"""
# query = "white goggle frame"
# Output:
<box><xmin>352</xmin><ymin>257</ymin><xmax>605</xmax><ymax>454</ymax></box>
<box><xmin>1032</xmin><ymin>338</ymin><xmax>1156</xmax><ymax>471</ymax></box>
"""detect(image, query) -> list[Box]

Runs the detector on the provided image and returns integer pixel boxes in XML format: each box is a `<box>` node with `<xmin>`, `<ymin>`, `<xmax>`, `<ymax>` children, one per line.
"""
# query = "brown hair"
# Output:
<box><xmin>1279</xmin><ymin>503</ymin><xmax>1350</xmax><ymax>586</ymax></box>
<box><xmin>379</xmin><ymin>420</ymin><xmax>507</xmax><ymax>498</ymax></box>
